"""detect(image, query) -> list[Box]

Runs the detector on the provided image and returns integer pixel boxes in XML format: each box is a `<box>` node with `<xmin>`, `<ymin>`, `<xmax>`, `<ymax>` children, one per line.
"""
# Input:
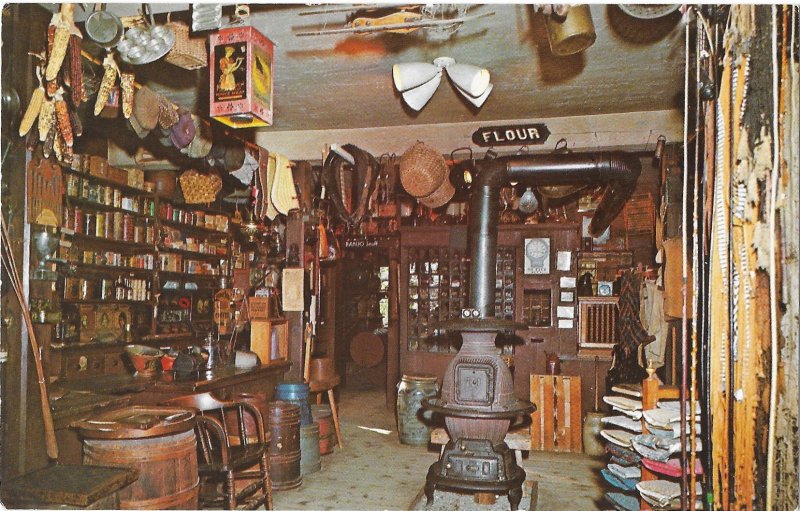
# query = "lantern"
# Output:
<box><xmin>209</xmin><ymin>26</ymin><xmax>274</xmax><ymax>128</ymax></box>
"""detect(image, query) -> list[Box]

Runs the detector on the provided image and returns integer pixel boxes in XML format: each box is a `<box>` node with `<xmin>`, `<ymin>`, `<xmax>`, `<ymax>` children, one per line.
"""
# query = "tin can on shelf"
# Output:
<box><xmin>122</xmin><ymin>214</ymin><xmax>133</xmax><ymax>241</ymax></box>
<box><xmin>65</xmin><ymin>174</ymin><xmax>79</xmax><ymax>196</ymax></box>
<box><xmin>113</xmin><ymin>212</ymin><xmax>124</xmax><ymax>240</ymax></box>
<box><xmin>113</xmin><ymin>188</ymin><xmax>122</xmax><ymax>208</ymax></box>
<box><xmin>84</xmin><ymin>214</ymin><xmax>96</xmax><ymax>237</ymax></box>
<box><xmin>95</xmin><ymin>212</ymin><xmax>105</xmax><ymax>238</ymax></box>
<box><xmin>103</xmin><ymin>186</ymin><xmax>113</xmax><ymax>206</ymax></box>
<box><xmin>73</xmin><ymin>207</ymin><xmax>84</xmax><ymax>234</ymax></box>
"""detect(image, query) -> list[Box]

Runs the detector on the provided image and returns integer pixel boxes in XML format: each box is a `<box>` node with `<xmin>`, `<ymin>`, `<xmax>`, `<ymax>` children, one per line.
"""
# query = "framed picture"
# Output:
<box><xmin>524</xmin><ymin>237</ymin><xmax>550</xmax><ymax>275</ymax></box>
<box><xmin>560</xmin><ymin>291</ymin><xmax>575</xmax><ymax>302</ymax></box>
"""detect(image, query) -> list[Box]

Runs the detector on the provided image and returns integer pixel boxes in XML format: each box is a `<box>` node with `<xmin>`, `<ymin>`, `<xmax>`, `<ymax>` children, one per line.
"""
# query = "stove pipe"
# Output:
<box><xmin>467</xmin><ymin>152</ymin><xmax>641</xmax><ymax>317</ymax></box>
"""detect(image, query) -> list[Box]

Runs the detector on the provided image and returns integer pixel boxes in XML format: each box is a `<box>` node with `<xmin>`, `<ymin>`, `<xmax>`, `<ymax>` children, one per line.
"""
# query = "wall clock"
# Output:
<box><xmin>524</xmin><ymin>237</ymin><xmax>551</xmax><ymax>275</ymax></box>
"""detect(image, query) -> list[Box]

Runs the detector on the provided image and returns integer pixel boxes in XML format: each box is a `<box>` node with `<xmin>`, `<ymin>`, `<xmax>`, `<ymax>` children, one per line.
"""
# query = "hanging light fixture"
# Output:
<box><xmin>392</xmin><ymin>56</ymin><xmax>493</xmax><ymax>111</ymax></box>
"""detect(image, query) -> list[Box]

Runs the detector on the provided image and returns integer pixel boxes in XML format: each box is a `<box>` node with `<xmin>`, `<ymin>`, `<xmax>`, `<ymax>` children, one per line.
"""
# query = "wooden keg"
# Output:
<box><xmin>311</xmin><ymin>404</ymin><xmax>337</xmax><ymax>454</ymax></box>
<box><xmin>74</xmin><ymin>406</ymin><xmax>199</xmax><ymax>510</ymax></box>
<box><xmin>267</xmin><ymin>401</ymin><xmax>302</xmax><ymax>490</ymax></box>
<box><xmin>300</xmin><ymin>422</ymin><xmax>321</xmax><ymax>475</ymax></box>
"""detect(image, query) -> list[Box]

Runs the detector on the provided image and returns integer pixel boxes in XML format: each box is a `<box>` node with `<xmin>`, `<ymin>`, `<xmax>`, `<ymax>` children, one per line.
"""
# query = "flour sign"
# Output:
<box><xmin>472</xmin><ymin>124</ymin><xmax>550</xmax><ymax>146</ymax></box>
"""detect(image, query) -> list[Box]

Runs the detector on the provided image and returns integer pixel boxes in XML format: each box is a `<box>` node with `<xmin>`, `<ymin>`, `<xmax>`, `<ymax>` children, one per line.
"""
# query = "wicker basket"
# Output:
<box><xmin>179</xmin><ymin>170</ymin><xmax>222</xmax><ymax>204</ymax></box>
<box><xmin>399</xmin><ymin>142</ymin><xmax>448</xmax><ymax>198</ymax></box>
<box><xmin>164</xmin><ymin>20</ymin><xmax>207</xmax><ymax>70</ymax></box>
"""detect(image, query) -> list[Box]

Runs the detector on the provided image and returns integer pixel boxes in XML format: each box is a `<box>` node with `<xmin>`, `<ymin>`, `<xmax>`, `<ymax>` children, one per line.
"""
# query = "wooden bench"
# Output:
<box><xmin>430</xmin><ymin>427</ymin><xmax>533</xmax><ymax>466</ymax></box>
<box><xmin>0</xmin><ymin>464</ymin><xmax>138</xmax><ymax>509</ymax></box>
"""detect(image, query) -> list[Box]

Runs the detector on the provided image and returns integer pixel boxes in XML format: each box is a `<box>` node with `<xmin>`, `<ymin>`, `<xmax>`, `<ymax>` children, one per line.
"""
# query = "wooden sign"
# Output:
<box><xmin>472</xmin><ymin>124</ymin><xmax>550</xmax><ymax>146</ymax></box>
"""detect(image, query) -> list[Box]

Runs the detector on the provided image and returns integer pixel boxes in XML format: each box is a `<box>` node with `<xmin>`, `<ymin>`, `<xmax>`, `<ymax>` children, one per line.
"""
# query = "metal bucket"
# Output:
<box><xmin>267</xmin><ymin>401</ymin><xmax>302</xmax><ymax>490</ymax></box>
<box><xmin>274</xmin><ymin>382</ymin><xmax>312</xmax><ymax>426</ymax></box>
<box><xmin>82</xmin><ymin>430</ymin><xmax>199</xmax><ymax>509</ymax></box>
<box><xmin>396</xmin><ymin>374</ymin><xmax>439</xmax><ymax>446</ymax></box>
<box><xmin>545</xmin><ymin>4</ymin><xmax>597</xmax><ymax>56</ymax></box>
<box><xmin>311</xmin><ymin>404</ymin><xmax>337</xmax><ymax>454</ymax></box>
<box><xmin>300</xmin><ymin>422</ymin><xmax>321</xmax><ymax>475</ymax></box>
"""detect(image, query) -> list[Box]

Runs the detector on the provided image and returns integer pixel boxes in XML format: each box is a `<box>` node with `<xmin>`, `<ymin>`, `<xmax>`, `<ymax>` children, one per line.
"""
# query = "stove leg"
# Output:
<box><xmin>424</xmin><ymin>480</ymin><xmax>435</xmax><ymax>506</ymax></box>
<box><xmin>508</xmin><ymin>485</ymin><xmax>522</xmax><ymax>511</ymax></box>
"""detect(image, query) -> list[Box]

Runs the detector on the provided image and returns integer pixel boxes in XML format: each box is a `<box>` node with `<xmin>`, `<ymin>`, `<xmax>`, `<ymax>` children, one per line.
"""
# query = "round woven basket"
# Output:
<box><xmin>179</xmin><ymin>170</ymin><xmax>222</xmax><ymax>204</ymax></box>
<box><xmin>399</xmin><ymin>142</ymin><xmax>448</xmax><ymax>198</ymax></box>
<box><xmin>420</xmin><ymin>178</ymin><xmax>455</xmax><ymax>209</ymax></box>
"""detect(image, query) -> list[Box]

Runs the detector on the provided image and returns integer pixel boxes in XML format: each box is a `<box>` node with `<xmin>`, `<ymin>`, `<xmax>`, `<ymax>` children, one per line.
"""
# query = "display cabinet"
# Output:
<box><xmin>399</xmin><ymin>224</ymin><xmax>584</xmax><ymax>402</ymax></box>
<box><xmin>53</xmin><ymin>159</ymin><xmax>234</xmax><ymax>379</ymax></box>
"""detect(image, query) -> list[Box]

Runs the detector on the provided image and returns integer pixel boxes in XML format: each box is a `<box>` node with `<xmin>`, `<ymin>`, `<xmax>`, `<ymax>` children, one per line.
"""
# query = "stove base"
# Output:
<box><xmin>424</xmin><ymin>462</ymin><xmax>525</xmax><ymax>511</ymax></box>
<box><xmin>424</xmin><ymin>439</ymin><xmax>526</xmax><ymax>511</ymax></box>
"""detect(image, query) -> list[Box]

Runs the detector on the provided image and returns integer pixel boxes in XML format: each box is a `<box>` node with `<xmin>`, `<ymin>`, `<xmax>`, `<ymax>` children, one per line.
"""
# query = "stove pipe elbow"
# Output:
<box><xmin>467</xmin><ymin>151</ymin><xmax>641</xmax><ymax>317</ymax></box>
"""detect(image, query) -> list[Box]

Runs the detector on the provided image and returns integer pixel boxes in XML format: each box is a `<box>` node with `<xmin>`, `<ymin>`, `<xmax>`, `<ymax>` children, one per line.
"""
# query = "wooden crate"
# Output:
<box><xmin>530</xmin><ymin>374</ymin><xmax>583</xmax><ymax>453</ymax></box>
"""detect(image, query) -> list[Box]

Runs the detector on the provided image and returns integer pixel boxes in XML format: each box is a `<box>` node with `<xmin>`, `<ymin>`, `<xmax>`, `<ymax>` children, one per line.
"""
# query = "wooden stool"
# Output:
<box><xmin>430</xmin><ymin>427</ymin><xmax>532</xmax><ymax>466</ymax></box>
<box><xmin>0</xmin><ymin>464</ymin><xmax>138</xmax><ymax>509</ymax></box>
<box><xmin>308</xmin><ymin>375</ymin><xmax>343</xmax><ymax>449</ymax></box>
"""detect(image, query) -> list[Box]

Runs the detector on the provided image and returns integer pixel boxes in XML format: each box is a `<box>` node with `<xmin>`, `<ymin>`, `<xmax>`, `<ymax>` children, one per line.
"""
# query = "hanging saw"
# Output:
<box><xmin>296</xmin><ymin>8</ymin><xmax>494</xmax><ymax>36</ymax></box>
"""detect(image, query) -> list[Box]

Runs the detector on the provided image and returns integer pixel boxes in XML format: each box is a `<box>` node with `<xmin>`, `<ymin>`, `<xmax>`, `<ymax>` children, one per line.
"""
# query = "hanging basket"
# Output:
<box><xmin>164</xmin><ymin>19</ymin><xmax>207</xmax><ymax>70</ymax></box>
<box><xmin>179</xmin><ymin>170</ymin><xmax>222</xmax><ymax>204</ymax></box>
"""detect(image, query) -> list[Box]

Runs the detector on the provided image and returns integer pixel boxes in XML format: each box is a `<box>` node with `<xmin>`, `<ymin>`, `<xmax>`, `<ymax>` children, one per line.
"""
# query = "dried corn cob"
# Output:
<box><xmin>67</xmin><ymin>33</ymin><xmax>83</xmax><ymax>105</ymax></box>
<box><xmin>46</xmin><ymin>21</ymin><xmax>56</xmax><ymax>60</ymax></box>
<box><xmin>69</xmin><ymin>108</ymin><xmax>83</xmax><ymax>138</ymax></box>
<box><xmin>19</xmin><ymin>68</ymin><xmax>45</xmax><ymax>137</ymax></box>
<box><xmin>43</xmin><ymin>123</ymin><xmax>56</xmax><ymax>159</ymax></box>
<box><xmin>38</xmin><ymin>96</ymin><xmax>55</xmax><ymax>142</ymax></box>
<box><xmin>46</xmin><ymin>78</ymin><xmax>59</xmax><ymax>98</ymax></box>
<box><xmin>45</xmin><ymin>13</ymin><xmax>71</xmax><ymax>82</ymax></box>
<box><xmin>26</xmin><ymin>126</ymin><xmax>39</xmax><ymax>153</ymax></box>
<box><xmin>53</xmin><ymin>129</ymin><xmax>64</xmax><ymax>162</ymax></box>
<box><xmin>94</xmin><ymin>53</ymin><xmax>118</xmax><ymax>116</ymax></box>
<box><xmin>54</xmin><ymin>88</ymin><xmax>73</xmax><ymax>147</ymax></box>
<box><xmin>120</xmin><ymin>73</ymin><xmax>135</xmax><ymax>119</ymax></box>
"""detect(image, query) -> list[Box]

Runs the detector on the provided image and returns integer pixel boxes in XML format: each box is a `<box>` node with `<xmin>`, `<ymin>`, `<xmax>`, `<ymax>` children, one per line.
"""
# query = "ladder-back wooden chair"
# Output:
<box><xmin>162</xmin><ymin>392</ymin><xmax>272</xmax><ymax>510</ymax></box>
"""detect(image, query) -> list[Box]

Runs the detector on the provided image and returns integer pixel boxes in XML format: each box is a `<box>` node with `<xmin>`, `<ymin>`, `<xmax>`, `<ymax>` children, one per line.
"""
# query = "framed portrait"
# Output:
<box><xmin>524</xmin><ymin>238</ymin><xmax>551</xmax><ymax>275</ymax></box>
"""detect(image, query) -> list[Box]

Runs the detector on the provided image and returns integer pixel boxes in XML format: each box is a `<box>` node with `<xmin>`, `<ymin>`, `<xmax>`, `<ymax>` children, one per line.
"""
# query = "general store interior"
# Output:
<box><xmin>0</xmin><ymin>3</ymin><xmax>797</xmax><ymax>511</ymax></box>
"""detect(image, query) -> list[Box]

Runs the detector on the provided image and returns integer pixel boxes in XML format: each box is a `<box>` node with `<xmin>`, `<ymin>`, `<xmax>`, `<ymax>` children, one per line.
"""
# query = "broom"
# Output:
<box><xmin>1</xmin><ymin>215</ymin><xmax>58</xmax><ymax>459</ymax></box>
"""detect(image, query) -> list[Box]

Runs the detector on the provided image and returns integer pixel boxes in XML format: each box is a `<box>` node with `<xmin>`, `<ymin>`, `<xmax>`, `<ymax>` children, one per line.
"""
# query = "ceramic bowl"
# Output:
<box><xmin>125</xmin><ymin>344</ymin><xmax>163</xmax><ymax>374</ymax></box>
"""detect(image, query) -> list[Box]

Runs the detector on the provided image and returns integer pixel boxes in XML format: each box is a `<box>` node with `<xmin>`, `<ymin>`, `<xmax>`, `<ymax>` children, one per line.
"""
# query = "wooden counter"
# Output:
<box><xmin>135</xmin><ymin>361</ymin><xmax>292</xmax><ymax>404</ymax></box>
<box><xmin>49</xmin><ymin>361</ymin><xmax>291</xmax><ymax>464</ymax></box>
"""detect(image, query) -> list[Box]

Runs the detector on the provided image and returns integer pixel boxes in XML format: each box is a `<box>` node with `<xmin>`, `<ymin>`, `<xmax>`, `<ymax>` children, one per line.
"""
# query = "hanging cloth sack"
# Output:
<box><xmin>265</xmin><ymin>152</ymin><xmax>280</xmax><ymax>220</ymax></box>
<box><xmin>271</xmin><ymin>153</ymin><xmax>300</xmax><ymax>215</ymax></box>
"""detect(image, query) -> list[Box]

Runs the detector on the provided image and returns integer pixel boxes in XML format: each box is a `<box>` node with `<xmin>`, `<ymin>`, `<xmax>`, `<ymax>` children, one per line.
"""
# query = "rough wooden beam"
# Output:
<box><xmin>255</xmin><ymin>110</ymin><xmax>682</xmax><ymax>161</ymax></box>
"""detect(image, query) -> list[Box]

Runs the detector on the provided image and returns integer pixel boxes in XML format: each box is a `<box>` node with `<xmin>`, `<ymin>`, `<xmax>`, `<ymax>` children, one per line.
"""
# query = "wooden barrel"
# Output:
<box><xmin>267</xmin><ymin>401</ymin><xmax>302</xmax><ymax>490</ymax></box>
<box><xmin>311</xmin><ymin>404</ymin><xmax>337</xmax><ymax>454</ymax></box>
<box><xmin>300</xmin><ymin>422</ymin><xmax>321</xmax><ymax>475</ymax></box>
<box><xmin>76</xmin><ymin>407</ymin><xmax>199</xmax><ymax>510</ymax></box>
<box><xmin>396</xmin><ymin>374</ymin><xmax>439</xmax><ymax>446</ymax></box>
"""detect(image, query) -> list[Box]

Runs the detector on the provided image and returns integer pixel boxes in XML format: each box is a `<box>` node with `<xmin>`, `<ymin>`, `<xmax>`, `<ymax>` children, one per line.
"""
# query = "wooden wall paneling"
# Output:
<box><xmin>1</xmin><ymin>3</ymin><xmax>53</xmax><ymax>479</ymax></box>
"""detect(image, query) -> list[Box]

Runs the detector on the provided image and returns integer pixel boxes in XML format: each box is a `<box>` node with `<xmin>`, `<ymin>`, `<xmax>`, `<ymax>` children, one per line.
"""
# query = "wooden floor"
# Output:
<box><xmin>271</xmin><ymin>385</ymin><xmax>605</xmax><ymax>511</ymax></box>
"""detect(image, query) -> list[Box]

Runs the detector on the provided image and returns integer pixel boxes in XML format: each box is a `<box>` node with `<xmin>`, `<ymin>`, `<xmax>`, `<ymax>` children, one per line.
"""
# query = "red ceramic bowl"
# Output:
<box><xmin>124</xmin><ymin>345</ymin><xmax>163</xmax><ymax>374</ymax></box>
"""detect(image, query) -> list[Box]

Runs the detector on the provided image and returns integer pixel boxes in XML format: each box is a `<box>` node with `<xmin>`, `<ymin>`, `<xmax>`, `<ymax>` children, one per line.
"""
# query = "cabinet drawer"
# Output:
<box><xmin>103</xmin><ymin>352</ymin><xmax>126</xmax><ymax>375</ymax></box>
<box><xmin>63</xmin><ymin>353</ymin><xmax>104</xmax><ymax>378</ymax></box>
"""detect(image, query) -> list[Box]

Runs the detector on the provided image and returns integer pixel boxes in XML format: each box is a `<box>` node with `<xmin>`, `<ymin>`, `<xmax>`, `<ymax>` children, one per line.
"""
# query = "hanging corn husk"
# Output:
<box><xmin>94</xmin><ymin>53</ymin><xmax>119</xmax><ymax>116</ymax></box>
<box><xmin>45</xmin><ymin>4</ymin><xmax>74</xmax><ymax>81</ymax></box>
<box><xmin>19</xmin><ymin>68</ymin><xmax>45</xmax><ymax>137</ymax></box>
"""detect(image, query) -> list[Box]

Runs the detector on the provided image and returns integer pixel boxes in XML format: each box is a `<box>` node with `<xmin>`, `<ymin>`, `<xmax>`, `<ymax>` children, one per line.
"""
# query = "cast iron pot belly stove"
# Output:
<box><xmin>422</xmin><ymin>312</ymin><xmax>534</xmax><ymax>511</ymax></box>
<box><xmin>419</xmin><ymin>151</ymin><xmax>642</xmax><ymax>510</ymax></box>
